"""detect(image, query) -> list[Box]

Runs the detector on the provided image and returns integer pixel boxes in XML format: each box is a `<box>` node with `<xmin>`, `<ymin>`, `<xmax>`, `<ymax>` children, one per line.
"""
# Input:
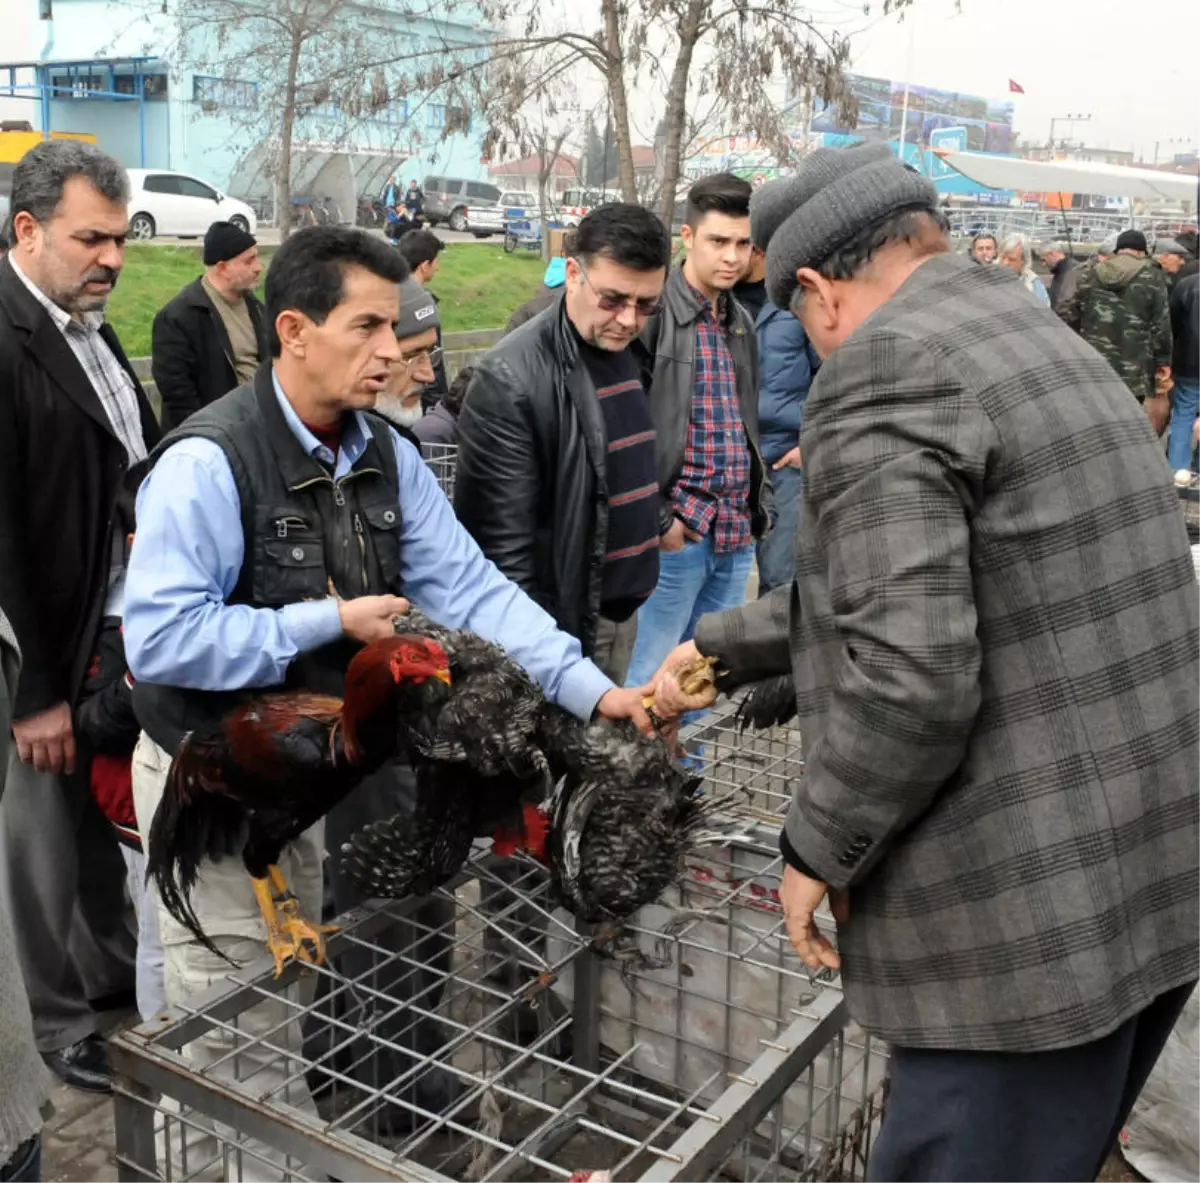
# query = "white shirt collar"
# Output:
<box><xmin>8</xmin><ymin>254</ymin><xmax>106</xmax><ymax>332</ymax></box>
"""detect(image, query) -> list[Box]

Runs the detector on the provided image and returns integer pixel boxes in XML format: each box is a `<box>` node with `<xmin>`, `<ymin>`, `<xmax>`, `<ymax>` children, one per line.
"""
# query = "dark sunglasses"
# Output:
<box><xmin>578</xmin><ymin>260</ymin><xmax>661</xmax><ymax>317</ymax></box>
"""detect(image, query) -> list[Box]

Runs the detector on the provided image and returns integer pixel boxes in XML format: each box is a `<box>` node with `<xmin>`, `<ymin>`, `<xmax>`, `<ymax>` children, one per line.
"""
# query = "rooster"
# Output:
<box><xmin>535</xmin><ymin>710</ymin><xmax>711</xmax><ymax>924</ymax></box>
<box><xmin>146</xmin><ymin>634</ymin><xmax>452</xmax><ymax>976</ymax></box>
<box><xmin>341</xmin><ymin>611</ymin><xmax>551</xmax><ymax>899</ymax></box>
<box><xmin>341</xmin><ymin>615</ymin><xmax>740</xmax><ymax>928</ymax></box>
<box><xmin>734</xmin><ymin>673</ymin><xmax>798</xmax><ymax>732</ymax></box>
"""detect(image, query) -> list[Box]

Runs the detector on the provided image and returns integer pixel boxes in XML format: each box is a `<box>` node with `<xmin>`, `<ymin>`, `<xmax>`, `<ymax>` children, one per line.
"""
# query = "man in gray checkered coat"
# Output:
<box><xmin>652</xmin><ymin>144</ymin><xmax>1199</xmax><ymax>1181</ymax></box>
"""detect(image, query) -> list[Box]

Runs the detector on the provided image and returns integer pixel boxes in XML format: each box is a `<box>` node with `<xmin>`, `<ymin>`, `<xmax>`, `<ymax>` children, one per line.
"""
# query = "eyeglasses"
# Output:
<box><xmin>577</xmin><ymin>260</ymin><xmax>661</xmax><ymax>317</ymax></box>
<box><xmin>399</xmin><ymin>344</ymin><xmax>442</xmax><ymax>373</ymax></box>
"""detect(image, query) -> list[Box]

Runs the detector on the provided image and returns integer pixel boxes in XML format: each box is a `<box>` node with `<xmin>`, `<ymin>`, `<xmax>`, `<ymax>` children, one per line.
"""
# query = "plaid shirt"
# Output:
<box><xmin>10</xmin><ymin>257</ymin><xmax>147</xmax><ymax>466</ymax></box>
<box><xmin>671</xmin><ymin>280</ymin><xmax>752</xmax><ymax>552</ymax></box>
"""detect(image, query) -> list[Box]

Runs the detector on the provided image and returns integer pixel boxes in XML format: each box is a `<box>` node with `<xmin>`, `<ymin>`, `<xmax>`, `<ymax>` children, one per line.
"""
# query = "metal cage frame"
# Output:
<box><xmin>110</xmin><ymin>702</ymin><xmax>888</xmax><ymax>1182</ymax></box>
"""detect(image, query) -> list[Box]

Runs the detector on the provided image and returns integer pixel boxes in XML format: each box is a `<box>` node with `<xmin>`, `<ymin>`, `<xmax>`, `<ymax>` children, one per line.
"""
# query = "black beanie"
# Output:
<box><xmin>203</xmin><ymin>220</ymin><xmax>257</xmax><ymax>265</ymax></box>
<box><xmin>1114</xmin><ymin>229</ymin><xmax>1148</xmax><ymax>254</ymax></box>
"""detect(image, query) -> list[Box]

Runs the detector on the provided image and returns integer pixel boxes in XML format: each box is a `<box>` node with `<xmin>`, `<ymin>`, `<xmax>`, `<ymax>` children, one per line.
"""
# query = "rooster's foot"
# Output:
<box><xmin>253</xmin><ymin>866</ymin><xmax>339</xmax><ymax>977</ymax></box>
<box><xmin>275</xmin><ymin>911</ymin><xmax>338</xmax><ymax>973</ymax></box>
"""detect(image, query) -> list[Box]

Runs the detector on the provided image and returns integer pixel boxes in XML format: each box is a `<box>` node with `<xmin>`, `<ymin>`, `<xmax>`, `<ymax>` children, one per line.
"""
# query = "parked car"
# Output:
<box><xmin>125</xmin><ymin>169</ymin><xmax>257</xmax><ymax>241</ymax></box>
<box><xmin>423</xmin><ymin>175</ymin><xmax>502</xmax><ymax>232</ymax></box>
<box><xmin>558</xmin><ymin>186</ymin><xmax>622</xmax><ymax>227</ymax></box>
<box><xmin>499</xmin><ymin>190</ymin><xmax>537</xmax><ymax>210</ymax></box>
<box><xmin>462</xmin><ymin>205</ymin><xmax>506</xmax><ymax>238</ymax></box>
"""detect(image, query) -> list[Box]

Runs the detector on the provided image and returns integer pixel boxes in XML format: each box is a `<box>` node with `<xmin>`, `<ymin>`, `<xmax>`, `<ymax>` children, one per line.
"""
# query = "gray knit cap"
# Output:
<box><xmin>749</xmin><ymin>175</ymin><xmax>806</xmax><ymax>251</ymax></box>
<box><xmin>395</xmin><ymin>276</ymin><xmax>440</xmax><ymax>340</ymax></box>
<box><xmin>764</xmin><ymin>142</ymin><xmax>939</xmax><ymax>309</ymax></box>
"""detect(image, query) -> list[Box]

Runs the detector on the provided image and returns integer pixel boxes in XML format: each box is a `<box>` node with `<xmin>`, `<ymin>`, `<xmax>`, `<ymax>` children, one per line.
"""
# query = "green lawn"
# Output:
<box><xmin>107</xmin><ymin>242</ymin><xmax>547</xmax><ymax>358</ymax></box>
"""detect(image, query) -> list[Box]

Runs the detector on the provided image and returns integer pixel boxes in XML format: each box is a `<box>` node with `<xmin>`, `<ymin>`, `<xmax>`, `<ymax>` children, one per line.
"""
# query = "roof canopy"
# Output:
<box><xmin>937</xmin><ymin>151</ymin><xmax>1198</xmax><ymax>204</ymax></box>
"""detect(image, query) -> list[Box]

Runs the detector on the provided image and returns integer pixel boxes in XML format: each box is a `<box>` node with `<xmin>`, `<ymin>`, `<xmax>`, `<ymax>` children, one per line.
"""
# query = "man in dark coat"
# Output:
<box><xmin>150</xmin><ymin>221</ymin><xmax>267</xmax><ymax>430</ymax></box>
<box><xmin>0</xmin><ymin>140</ymin><xmax>161</xmax><ymax>1094</ymax></box>
<box><xmin>1037</xmin><ymin>240</ymin><xmax>1081</xmax><ymax>315</ymax></box>
<box><xmin>456</xmin><ymin>204</ymin><xmax>670</xmax><ymax>679</ymax></box>
<box><xmin>651</xmin><ymin>143</ymin><xmax>1198</xmax><ymax>1181</ymax></box>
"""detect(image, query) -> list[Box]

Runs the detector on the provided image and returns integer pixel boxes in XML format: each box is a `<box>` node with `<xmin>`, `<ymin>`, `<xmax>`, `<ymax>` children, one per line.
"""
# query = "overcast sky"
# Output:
<box><xmin>846</xmin><ymin>0</ymin><xmax>1198</xmax><ymax>162</ymax></box>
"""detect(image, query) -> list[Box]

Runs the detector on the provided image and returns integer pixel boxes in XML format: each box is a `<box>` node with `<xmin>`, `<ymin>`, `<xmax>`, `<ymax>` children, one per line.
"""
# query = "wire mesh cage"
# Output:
<box><xmin>110</xmin><ymin>704</ymin><xmax>889</xmax><ymax>1183</ymax></box>
<box><xmin>423</xmin><ymin>444</ymin><xmax>458</xmax><ymax>502</ymax></box>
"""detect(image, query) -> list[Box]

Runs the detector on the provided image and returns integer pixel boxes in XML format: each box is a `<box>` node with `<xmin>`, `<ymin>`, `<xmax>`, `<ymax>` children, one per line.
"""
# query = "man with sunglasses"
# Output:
<box><xmin>456</xmin><ymin>204</ymin><xmax>671</xmax><ymax>1046</ymax></box>
<box><xmin>456</xmin><ymin>202</ymin><xmax>672</xmax><ymax>684</ymax></box>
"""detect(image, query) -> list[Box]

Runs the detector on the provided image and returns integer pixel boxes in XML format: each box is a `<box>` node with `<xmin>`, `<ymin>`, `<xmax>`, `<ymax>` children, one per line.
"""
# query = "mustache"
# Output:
<box><xmin>82</xmin><ymin>267</ymin><xmax>120</xmax><ymax>287</ymax></box>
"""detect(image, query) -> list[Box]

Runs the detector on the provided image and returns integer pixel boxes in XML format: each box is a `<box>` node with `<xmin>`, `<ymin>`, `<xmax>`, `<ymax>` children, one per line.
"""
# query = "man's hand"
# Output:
<box><xmin>1144</xmin><ymin>392</ymin><xmax>1171</xmax><ymax>437</ymax></box>
<box><xmin>661</xmin><ymin>517</ymin><xmax>702</xmax><ymax>553</ymax></box>
<box><xmin>780</xmin><ymin>864</ymin><xmax>848</xmax><ymax>972</ymax></box>
<box><xmin>772</xmin><ymin>446</ymin><xmax>802</xmax><ymax>471</ymax></box>
<box><xmin>646</xmin><ymin>640</ymin><xmax>717</xmax><ymax>719</ymax></box>
<box><xmin>13</xmin><ymin>701</ymin><xmax>76</xmax><ymax>776</ymax></box>
<box><xmin>1155</xmin><ymin>366</ymin><xmax>1173</xmax><ymax>399</ymax></box>
<box><xmin>595</xmin><ymin>685</ymin><xmax>655</xmax><ymax>736</ymax></box>
<box><xmin>338</xmin><ymin>594</ymin><xmax>410</xmax><ymax>643</ymax></box>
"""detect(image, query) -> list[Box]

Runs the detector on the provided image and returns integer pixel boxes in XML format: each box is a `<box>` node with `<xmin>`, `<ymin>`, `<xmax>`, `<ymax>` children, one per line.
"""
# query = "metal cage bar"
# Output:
<box><xmin>111</xmin><ymin>659</ymin><xmax>888</xmax><ymax>1181</ymax></box>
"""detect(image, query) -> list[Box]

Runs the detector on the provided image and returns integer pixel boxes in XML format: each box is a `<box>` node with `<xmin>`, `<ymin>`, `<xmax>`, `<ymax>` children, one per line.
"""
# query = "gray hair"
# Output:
<box><xmin>11</xmin><ymin>140</ymin><xmax>129</xmax><ymax>224</ymax></box>
<box><xmin>999</xmin><ymin>233</ymin><xmax>1032</xmax><ymax>266</ymax></box>
<box><xmin>787</xmin><ymin>206</ymin><xmax>948</xmax><ymax>315</ymax></box>
<box><xmin>1038</xmin><ymin>240</ymin><xmax>1067</xmax><ymax>257</ymax></box>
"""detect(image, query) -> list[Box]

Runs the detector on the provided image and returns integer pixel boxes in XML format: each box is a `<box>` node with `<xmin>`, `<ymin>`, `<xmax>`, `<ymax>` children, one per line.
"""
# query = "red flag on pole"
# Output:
<box><xmin>1008</xmin><ymin>79</ymin><xmax>1025</xmax><ymax>94</ymax></box>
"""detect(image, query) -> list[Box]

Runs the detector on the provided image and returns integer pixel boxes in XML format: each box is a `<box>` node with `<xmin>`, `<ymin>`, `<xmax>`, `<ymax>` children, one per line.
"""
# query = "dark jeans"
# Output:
<box><xmin>869</xmin><ymin>982</ymin><xmax>1196</xmax><ymax>1182</ymax></box>
<box><xmin>756</xmin><ymin>463</ymin><xmax>803</xmax><ymax>594</ymax></box>
<box><xmin>0</xmin><ymin>1135</ymin><xmax>41</xmax><ymax>1183</ymax></box>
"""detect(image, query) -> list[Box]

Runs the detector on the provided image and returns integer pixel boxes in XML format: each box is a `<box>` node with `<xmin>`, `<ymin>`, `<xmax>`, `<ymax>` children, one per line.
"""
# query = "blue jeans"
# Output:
<box><xmin>626</xmin><ymin>534</ymin><xmax>755</xmax><ymax>690</ymax></box>
<box><xmin>756</xmin><ymin>464</ymin><xmax>803</xmax><ymax>593</ymax></box>
<box><xmin>1167</xmin><ymin>377</ymin><xmax>1199</xmax><ymax>471</ymax></box>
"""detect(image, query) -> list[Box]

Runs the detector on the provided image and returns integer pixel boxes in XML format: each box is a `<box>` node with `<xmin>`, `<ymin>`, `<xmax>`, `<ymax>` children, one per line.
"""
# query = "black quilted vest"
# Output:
<box><xmin>133</xmin><ymin>364</ymin><xmax>403</xmax><ymax>750</ymax></box>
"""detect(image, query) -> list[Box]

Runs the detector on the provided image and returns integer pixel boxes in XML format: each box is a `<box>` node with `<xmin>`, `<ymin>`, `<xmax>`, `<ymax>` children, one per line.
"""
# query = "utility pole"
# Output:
<box><xmin>895</xmin><ymin>10</ymin><xmax>917</xmax><ymax>164</ymax></box>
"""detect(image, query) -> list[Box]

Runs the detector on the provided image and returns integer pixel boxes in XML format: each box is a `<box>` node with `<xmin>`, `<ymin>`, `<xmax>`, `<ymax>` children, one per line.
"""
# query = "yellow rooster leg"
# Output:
<box><xmin>642</xmin><ymin>655</ymin><xmax>721</xmax><ymax>712</ymax></box>
<box><xmin>265</xmin><ymin>864</ymin><xmax>338</xmax><ymax>970</ymax></box>
<box><xmin>250</xmin><ymin>875</ymin><xmax>293</xmax><ymax>979</ymax></box>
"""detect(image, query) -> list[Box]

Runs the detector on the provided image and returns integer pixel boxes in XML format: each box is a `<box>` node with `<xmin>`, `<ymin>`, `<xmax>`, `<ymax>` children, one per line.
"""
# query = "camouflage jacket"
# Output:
<box><xmin>1062</xmin><ymin>253</ymin><xmax>1173</xmax><ymax>400</ymax></box>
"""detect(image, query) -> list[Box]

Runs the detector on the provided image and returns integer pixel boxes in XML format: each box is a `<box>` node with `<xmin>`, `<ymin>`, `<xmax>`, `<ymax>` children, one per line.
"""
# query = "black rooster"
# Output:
<box><xmin>341</xmin><ymin>615</ymin><xmax>744</xmax><ymax>930</ymax></box>
<box><xmin>734</xmin><ymin>674</ymin><xmax>798</xmax><ymax>732</ymax></box>
<box><xmin>341</xmin><ymin>611</ymin><xmax>550</xmax><ymax>899</ymax></box>
<box><xmin>535</xmin><ymin>710</ymin><xmax>710</xmax><ymax>924</ymax></box>
<box><xmin>146</xmin><ymin>634</ymin><xmax>452</xmax><ymax>975</ymax></box>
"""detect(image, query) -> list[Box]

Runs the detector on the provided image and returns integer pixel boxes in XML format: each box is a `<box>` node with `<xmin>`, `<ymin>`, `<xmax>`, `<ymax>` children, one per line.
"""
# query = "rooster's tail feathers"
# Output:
<box><xmin>145</xmin><ymin>747</ymin><xmax>243</xmax><ymax>966</ymax></box>
<box><xmin>734</xmin><ymin>675</ymin><xmax>797</xmax><ymax>732</ymax></box>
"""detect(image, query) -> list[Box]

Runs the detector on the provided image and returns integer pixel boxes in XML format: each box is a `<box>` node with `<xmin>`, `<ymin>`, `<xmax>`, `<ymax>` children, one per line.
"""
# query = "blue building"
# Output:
<box><xmin>0</xmin><ymin>0</ymin><xmax>492</xmax><ymax>214</ymax></box>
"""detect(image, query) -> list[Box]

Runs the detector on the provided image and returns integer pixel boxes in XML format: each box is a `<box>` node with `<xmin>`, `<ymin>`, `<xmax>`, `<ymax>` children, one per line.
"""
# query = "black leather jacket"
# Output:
<box><xmin>641</xmin><ymin>267</ymin><xmax>772</xmax><ymax>538</ymax></box>
<box><xmin>455</xmin><ymin>298</ymin><xmax>648</xmax><ymax>656</ymax></box>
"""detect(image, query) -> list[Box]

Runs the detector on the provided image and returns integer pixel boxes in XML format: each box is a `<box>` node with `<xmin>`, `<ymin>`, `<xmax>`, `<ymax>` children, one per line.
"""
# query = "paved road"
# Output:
<box><xmin>147</xmin><ymin>225</ymin><xmax>487</xmax><ymax>248</ymax></box>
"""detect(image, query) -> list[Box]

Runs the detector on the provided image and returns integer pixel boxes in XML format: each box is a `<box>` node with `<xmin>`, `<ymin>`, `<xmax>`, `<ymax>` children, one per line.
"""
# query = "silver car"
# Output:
<box><xmin>423</xmin><ymin>175</ymin><xmax>502</xmax><ymax>232</ymax></box>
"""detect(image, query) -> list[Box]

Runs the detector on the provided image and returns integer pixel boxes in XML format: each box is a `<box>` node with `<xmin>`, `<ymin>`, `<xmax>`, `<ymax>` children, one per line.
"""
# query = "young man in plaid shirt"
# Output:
<box><xmin>625</xmin><ymin>173</ymin><xmax>771</xmax><ymax>697</ymax></box>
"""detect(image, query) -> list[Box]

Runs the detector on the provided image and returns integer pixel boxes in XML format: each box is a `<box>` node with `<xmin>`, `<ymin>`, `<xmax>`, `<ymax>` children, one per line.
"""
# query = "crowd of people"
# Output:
<box><xmin>968</xmin><ymin>225</ymin><xmax>1200</xmax><ymax>468</ymax></box>
<box><xmin>0</xmin><ymin>135</ymin><xmax>1196</xmax><ymax>1183</ymax></box>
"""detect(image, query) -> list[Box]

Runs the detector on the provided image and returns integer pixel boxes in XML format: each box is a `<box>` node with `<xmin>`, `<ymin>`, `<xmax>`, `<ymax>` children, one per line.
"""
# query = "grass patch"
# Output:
<box><xmin>107</xmin><ymin>241</ymin><xmax>548</xmax><ymax>357</ymax></box>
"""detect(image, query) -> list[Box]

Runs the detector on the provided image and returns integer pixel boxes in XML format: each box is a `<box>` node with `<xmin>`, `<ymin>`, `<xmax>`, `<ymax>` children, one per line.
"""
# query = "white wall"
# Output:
<box><xmin>0</xmin><ymin>2</ymin><xmax>39</xmax><ymax>126</ymax></box>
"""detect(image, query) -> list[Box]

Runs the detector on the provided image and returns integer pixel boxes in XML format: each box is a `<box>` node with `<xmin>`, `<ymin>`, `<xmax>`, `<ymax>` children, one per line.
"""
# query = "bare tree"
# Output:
<box><xmin>345</xmin><ymin>0</ymin><xmax>642</xmax><ymax>202</ymax></box>
<box><xmin>630</xmin><ymin>0</ymin><xmax>860</xmax><ymax>227</ymax></box>
<box><xmin>488</xmin><ymin>79</ymin><xmax>574</xmax><ymax>257</ymax></box>
<box><xmin>159</xmin><ymin>0</ymin><xmax>433</xmax><ymax>238</ymax></box>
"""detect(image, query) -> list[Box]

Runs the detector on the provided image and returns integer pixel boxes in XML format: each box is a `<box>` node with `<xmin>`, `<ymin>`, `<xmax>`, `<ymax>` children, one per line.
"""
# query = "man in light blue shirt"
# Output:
<box><xmin>124</xmin><ymin>226</ymin><xmax>652</xmax><ymax>1158</ymax></box>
